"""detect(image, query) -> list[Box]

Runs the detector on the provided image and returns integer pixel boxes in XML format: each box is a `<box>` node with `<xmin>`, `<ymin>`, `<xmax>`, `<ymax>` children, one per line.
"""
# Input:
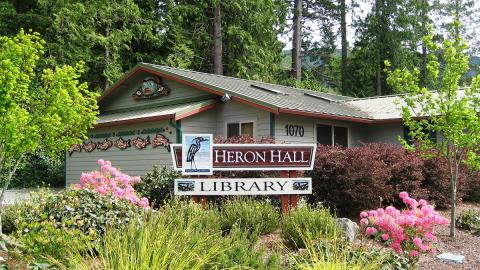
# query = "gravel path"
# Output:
<box><xmin>418</xmin><ymin>203</ymin><xmax>480</xmax><ymax>270</ymax></box>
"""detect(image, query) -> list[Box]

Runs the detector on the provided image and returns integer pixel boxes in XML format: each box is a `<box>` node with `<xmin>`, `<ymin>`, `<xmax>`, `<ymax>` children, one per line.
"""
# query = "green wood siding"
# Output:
<box><xmin>101</xmin><ymin>72</ymin><xmax>215</xmax><ymax>113</ymax></box>
<box><xmin>65</xmin><ymin>121</ymin><xmax>175</xmax><ymax>186</ymax></box>
<box><xmin>214</xmin><ymin>101</ymin><xmax>270</xmax><ymax>139</ymax></box>
<box><xmin>182</xmin><ymin>107</ymin><xmax>219</xmax><ymax>134</ymax></box>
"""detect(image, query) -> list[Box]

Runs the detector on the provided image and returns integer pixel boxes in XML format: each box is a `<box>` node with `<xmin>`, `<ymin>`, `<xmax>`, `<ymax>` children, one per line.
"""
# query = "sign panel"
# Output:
<box><xmin>171</xmin><ymin>143</ymin><xmax>316</xmax><ymax>171</ymax></box>
<box><xmin>174</xmin><ymin>178</ymin><xmax>312</xmax><ymax>196</ymax></box>
<box><xmin>181</xmin><ymin>134</ymin><xmax>213</xmax><ymax>175</ymax></box>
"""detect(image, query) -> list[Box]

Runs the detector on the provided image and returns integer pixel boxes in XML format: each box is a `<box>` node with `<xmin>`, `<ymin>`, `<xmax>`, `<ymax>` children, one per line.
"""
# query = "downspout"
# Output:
<box><xmin>270</xmin><ymin>112</ymin><xmax>275</xmax><ymax>138</ymax></box>
<box><xmin>169</xmin><ymin>119</ymin><xmax>182</xmax><ymax>143</ymax></box>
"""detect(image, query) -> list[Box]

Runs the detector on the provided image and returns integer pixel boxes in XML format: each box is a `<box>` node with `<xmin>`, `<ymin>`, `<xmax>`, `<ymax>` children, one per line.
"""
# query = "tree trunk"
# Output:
<box><xmin>0</xmin><ymin>155</ymin><xmax>24</xmax><ymax>249</ymax></box>
<box><xmin>450</xmin><ymin>161</ymin><xmax>460</xmax><ymax>237</ymax></box>
<box><xmin>375</xmin><ymin>0</ymin><xmax>382</xmax><ymax>96</ymax></box>
<box><xmin>291</xmin><ymin>0</ymin><xmax>302</xmax><ymax>81</ymax></box>
<box><xmin>420</xmin><ymin>0</ymin><xmax>428</xmax><ymax>87</ymax></box>
<box><xmin>104</xmin><ymin>28</ymin><xmax>111</xmax><ymax>91</ymax></box>
<box><xmin>376</xmin><ymin>67</ymin><xmax>382</xmax><ymax>96</ymax></box>
<box><xmin>212</xmin><ymin>2</ymin><xmax>223</xmax><ymax>75</ymax></box>
<box><xmin>340</xmin><ymin>0</ymin><xmax>348</xmax><ymax>95</ymax></box>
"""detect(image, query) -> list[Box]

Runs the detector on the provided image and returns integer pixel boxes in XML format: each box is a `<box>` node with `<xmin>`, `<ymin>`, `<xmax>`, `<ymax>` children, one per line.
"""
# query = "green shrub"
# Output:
<box><xmin>16</xmin><ymin>220</ymin><xmax>92</xmax><ymax>267</ymax></box>
<box><xmin>20</xmin><ymin>188</ymin><xmax>144</xmax><ymax>238</ymax></box>
<box><xmin>8</xmin><ymin>151</ymin><xmax>64</xmax><ymax>188</ymax></box>
<box><xmin>220</xmin><ymin>198</ymin><xmax>280</xmax><ymax>235</ymax></box>
<box><xmin>456</xmin><ymin>209</ymin><xmax>480</xmax><ymax>234</ymax></box>
<box><xmin>282</xmin><ymin>205</ymin><xmax>342</xmax><ymax>248</ymax></box>
<box><xmin>134</xmin><ymin>166</ymin><xmax>180</xmax><ymax>208</ymax></box>
<box><xmin>1</xmin><ymin>204</ymin><xmax>22</xmax><ymax>234</ymax></box>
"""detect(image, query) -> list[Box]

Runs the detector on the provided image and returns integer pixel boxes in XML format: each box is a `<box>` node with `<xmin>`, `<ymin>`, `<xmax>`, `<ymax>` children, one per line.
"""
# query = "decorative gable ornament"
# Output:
<box><xmin>132</xmin><ymin>76</ymin><xmax>170</xmax><ymax>100</ymax></box>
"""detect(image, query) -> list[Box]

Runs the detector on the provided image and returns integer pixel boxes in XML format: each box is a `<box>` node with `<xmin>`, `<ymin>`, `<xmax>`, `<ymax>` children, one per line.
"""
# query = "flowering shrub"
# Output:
<box><xmin>74</xmin><ymin>159</ymin><xmax>149</xmax><ymax>208</ymax></box>
<box><xmin>360</xmin><ymin>192</ymin><xmax>449</xmax><ymax>259</ymax></box>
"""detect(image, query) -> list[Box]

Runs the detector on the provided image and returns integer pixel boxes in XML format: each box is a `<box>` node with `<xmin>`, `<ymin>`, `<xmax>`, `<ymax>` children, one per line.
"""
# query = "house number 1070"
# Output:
<box><xmin>285</xmin><ymin>124</ymin><xmax>304</xmax><ymax>137</ymax></box>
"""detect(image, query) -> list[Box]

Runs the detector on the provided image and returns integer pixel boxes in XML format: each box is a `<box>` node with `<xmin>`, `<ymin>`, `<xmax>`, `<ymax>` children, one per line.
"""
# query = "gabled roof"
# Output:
<box><xmin>99</xmin><ymin>63</ymin><xmax>413</xmax><ymax>123</ymax></box>
<box><xmin>96</xmin><ymin>99</ymin><xmax>219</xmax><ymax>128</ymax></box>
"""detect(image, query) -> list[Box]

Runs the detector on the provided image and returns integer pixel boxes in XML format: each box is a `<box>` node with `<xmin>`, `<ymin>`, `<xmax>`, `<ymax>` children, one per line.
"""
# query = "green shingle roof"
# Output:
<box><xmin>139</xmin><ymin>63</ymin><xmax>371</xmax><ymax>120</ymax></box>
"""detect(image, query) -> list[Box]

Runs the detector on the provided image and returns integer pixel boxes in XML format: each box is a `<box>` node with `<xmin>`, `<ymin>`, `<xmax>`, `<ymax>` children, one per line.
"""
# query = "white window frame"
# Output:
<box><xmin>225</xmin><ymin>120</ymin><xmax>256</xmax><ymax>138</ymax></box>
<box><xmin>314</xmin><ymin>123</ymin><xmax>349</xmax><ymax>147</ymax></box>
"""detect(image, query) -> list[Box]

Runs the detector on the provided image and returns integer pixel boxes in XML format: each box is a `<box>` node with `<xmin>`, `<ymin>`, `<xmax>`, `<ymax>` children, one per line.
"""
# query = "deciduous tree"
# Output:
<box><xmin>0</xmin><ymin>30</ymin><xmax>98</xmax><ymax>245</ymax></box>
<box><xmin>386</xmin><ymin>24</ymin><xmax>480</xmax><ymax>237</ymax></box>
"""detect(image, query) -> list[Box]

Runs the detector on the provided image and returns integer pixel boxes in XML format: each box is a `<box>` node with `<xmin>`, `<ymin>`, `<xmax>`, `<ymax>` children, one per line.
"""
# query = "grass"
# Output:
<box><xmin>31</xmin><ymin>197</ymin><xmax>409</xmax><ymax>269</ymax></box>
<box><xmin>69</xmin><ymin>199</ymin><xmax>282</xmax><ymax>269</ymax></box>
<box><xmin>220</xmin><ymin>197</ymin><xmax>281</xmax><ymax>235</ymax></box>
<box><xmin>282</xmin><ymin>204</ymin><xmax>343</xmax><ymax>248</ymax></box>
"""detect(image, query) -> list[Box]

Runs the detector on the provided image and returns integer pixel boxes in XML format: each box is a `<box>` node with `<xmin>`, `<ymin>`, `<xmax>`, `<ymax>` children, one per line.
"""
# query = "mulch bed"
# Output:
<box><xmin>417</xmin><ymin>203</ymin><xmax>480</xmax><ymax>270</ymax></box>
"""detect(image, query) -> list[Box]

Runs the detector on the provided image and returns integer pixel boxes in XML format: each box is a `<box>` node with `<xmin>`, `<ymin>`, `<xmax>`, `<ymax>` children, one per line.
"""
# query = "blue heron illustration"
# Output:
<box><xmin>186</xmin><ymin>137</ymin><xmax>209</xmax><ymax>170</ymax></box>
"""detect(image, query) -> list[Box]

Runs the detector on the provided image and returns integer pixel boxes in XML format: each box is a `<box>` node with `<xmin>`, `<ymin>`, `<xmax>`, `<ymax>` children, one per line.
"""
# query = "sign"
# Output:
<box><xmin>171</xmin><ymin>143</ymin><xmax>316</xmax><ymax>171</ymax></box>
<box><xmin>174</xmin><ymin>178</ymin><xmax>312</xmax><ymax>196</ymax></box>
<box><xmin>181</xmin><ymin>134</ymin><xmax>213</xmax><ymax>175</ymax></box>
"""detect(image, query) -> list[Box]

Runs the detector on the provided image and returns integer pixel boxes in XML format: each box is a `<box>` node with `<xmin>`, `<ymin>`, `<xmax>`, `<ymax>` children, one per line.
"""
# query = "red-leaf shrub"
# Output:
<box><xmin>464</xmin><ymin>170</ymin><xmax>480</xmax><ymax>202</ymax></box>
<box><xmin>307</xmin><ymin>143</ymin><xmax>476</xmax><ymax>217</ymax></box>
<box><xmin>309</xmin><ymin>144</ymin><xmax>425</xmax><ymax>216</ymax></box>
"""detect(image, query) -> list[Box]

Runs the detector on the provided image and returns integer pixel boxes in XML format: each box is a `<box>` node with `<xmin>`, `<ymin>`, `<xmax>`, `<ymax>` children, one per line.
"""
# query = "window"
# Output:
<box><xmin>334</xmin><ymin>126</ymin><xmax>348</xmax><ymax>147</ymax></box>
<box><xmin>316</xmin><ymin>124</ymin><xmax>332</xmax><ymax>146</ymax></box>
<box><xmin>316</xmin><ymin>124</ymin><xmax>348</xmax><ymax>147</ymax></box>
<box><xmin>227</xmin><ymin>121</ymin><xmax>254</xmax><ymax>137</ymax></box>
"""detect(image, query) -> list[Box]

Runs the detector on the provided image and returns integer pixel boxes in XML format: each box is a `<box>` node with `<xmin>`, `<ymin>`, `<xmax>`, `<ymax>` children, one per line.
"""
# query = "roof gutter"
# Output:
<box><xmin>95</xmin><ymin>114</ymin><xmax>175</xmax><ymax>128</ymax></box>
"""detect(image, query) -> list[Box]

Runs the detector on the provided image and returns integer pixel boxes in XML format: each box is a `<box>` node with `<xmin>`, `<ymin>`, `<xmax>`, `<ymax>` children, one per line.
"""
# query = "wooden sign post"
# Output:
<box><xmin>172</xmin><ymin>135</ymin><xmax>316</xmax><ymax>213</ymax></box>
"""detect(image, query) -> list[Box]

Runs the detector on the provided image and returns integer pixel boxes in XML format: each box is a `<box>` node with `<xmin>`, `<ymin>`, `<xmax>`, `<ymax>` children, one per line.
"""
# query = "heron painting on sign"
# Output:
<box><xmin>182</xmin><ymin>134</ymin><xmax>213</xmax><ymax>175</ymax></box>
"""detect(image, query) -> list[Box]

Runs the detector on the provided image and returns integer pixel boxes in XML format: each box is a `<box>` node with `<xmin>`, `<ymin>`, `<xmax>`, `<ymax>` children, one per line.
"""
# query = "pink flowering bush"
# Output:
<box><xmin>360</xmin><ymin>192</ymin><xmax>449</xmax><ymax>259</ymax></box>
<box><xmin>74</xmin><ymin>159</ymin><xmax>150</xmax><ymax>208</ymax></box>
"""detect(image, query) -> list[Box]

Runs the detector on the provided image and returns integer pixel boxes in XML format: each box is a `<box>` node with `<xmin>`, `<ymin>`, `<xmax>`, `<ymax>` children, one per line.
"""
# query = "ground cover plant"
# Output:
<box><xmin>456</xmin><ymin>209</ymin><xmax>480</xmax><ymax>234</ymax></box>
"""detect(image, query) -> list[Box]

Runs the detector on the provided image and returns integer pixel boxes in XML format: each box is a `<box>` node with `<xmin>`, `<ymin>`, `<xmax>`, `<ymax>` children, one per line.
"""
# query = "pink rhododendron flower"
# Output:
<box><xmin>368</xmin><ymin>210</ymin><xmax>378</xmax><ymax>217</ymax></box>
<box><xmin>399</xmin><ymin>191</ymin><xmax>409</xmax><ymax>199</ymax></box>
<box><xmin>365</xmin><ymin>227</ymin><xmax>377</xmax><ymax>235</ymax></box>
<box><xmin>360</xmin><ymin>211</ymin><xmax>368</xmax><ymax>218</ymax></box>
<box><xmin>73</xmin><ymin>159</ymin><xmax>150</xmax><ymax>208</ymax></box>
<box><xmin>359</xmin><ymin>192</ymin><xmax>447</xmax><ymax>259</ymax></box>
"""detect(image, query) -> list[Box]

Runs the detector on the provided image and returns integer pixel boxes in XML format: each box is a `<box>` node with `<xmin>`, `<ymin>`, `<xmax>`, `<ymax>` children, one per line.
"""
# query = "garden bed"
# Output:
<box><xmin>418</xmin><ymin>203</ymin><xmax>480</xmax><ymax>270</ymax></box>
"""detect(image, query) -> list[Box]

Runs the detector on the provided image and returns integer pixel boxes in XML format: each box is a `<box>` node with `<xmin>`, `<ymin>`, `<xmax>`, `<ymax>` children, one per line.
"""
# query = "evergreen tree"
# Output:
<box><xmin>161</xmin><ymin>0</ymin><xmax>287</xmax><ymax>82</ymax></box>
<box><xmin>347</xmin><ymin>0</ymin><xmax>425</xmax><ymax>96</ymax></box>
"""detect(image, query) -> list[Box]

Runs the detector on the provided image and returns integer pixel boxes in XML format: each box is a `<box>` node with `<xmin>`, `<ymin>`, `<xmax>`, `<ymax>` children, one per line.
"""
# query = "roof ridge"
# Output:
<box><xmin>340</xmin><ymin>93</ymin><xmax>406</xmax><ymax>102</ymax></box>
<box><xmin>142</xmin><ymin>63</ymin><xmax>351</xmax><ymax>99</ymax></box>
